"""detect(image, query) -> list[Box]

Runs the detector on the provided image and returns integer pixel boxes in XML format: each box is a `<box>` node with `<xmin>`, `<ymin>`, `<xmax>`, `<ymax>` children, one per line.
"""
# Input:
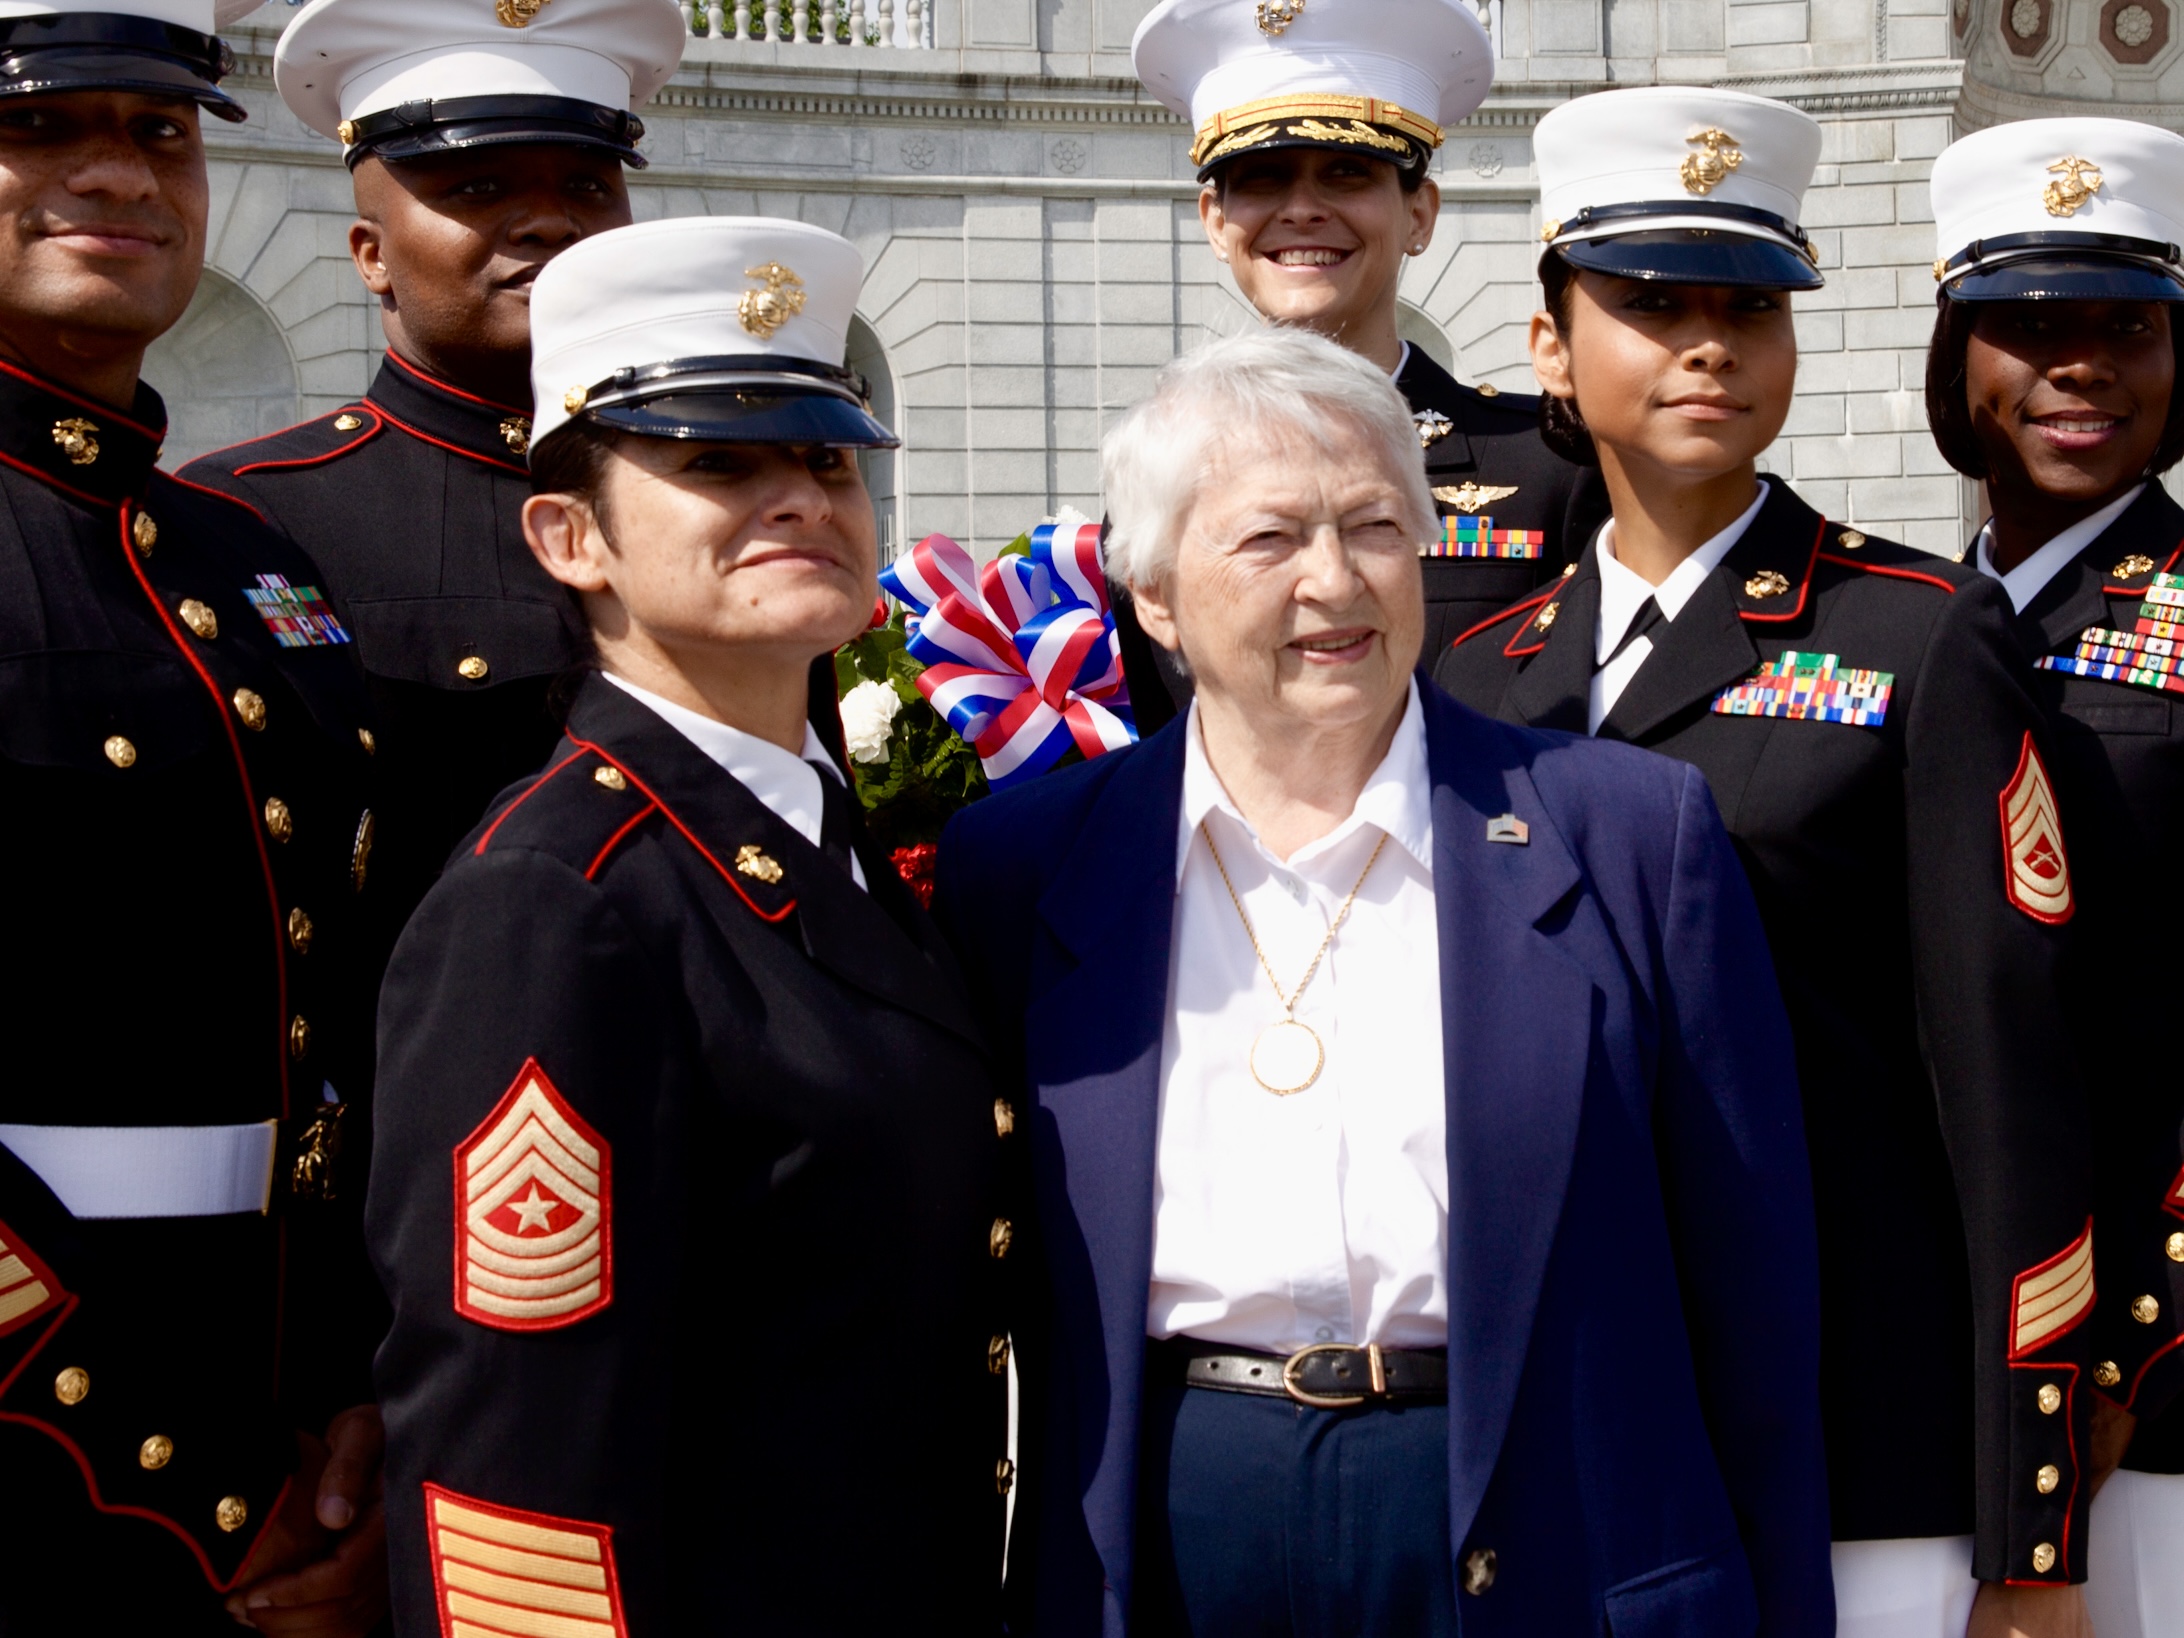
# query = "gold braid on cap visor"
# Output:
<box><xmin>1191</xmin><ymin>93</ymin><xmax>1445</xmax><ymax>167</ymax></box>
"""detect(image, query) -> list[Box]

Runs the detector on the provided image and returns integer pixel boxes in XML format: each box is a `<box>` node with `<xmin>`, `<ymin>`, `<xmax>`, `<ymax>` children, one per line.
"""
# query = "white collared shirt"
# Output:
<box><xmin>1147</xmin><ymin>683</ymin><xmax>1447</xmax><ymax>1353</ymax></box>
<box><xmin>603</xmin><ymin>671</ymin><xmax>865</xmax><ymax>889</ymax></box>
<box><xmin>1589</xmin><ymin>483</ymin><xmax>1770</xmax><ymax>735</ymax></box>
<box><xmin>1973</xmin><ymin>484</ymin><xmax>2147</xmax><ymax>613</ymax></box>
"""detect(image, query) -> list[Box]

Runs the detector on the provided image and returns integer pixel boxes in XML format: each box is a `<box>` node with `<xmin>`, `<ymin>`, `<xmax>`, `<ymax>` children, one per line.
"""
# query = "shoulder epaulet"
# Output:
<box><xmin>467</xmin><ymin>740</ymin><xmax>795</xmax><ymax>922</ymax></box>
<box><xmin>179</xmin><ymin>405</ymin><xmax>385</xmax><ymax>482</ymax></box>
<box><xmin>1814</xmin><ymin>526</ymin><xmax>1970</xmax><ymax>594</ymax></box>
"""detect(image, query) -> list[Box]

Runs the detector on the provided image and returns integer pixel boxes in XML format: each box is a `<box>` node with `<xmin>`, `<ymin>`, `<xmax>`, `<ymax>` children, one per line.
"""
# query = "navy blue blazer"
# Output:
<box><xmin>936</xmin><ymin>683</ymin><xmax>1833</xmax><ymax>1638</ymax></box>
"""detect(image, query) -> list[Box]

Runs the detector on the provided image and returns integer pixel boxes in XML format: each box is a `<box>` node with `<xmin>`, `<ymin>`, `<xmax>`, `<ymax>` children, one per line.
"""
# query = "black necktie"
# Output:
<box><xmin>1603</xmin><ymin>596</ymin><xmax>1667</xmax><ymax>669</ymax></box>
<box><xmin>807</xmin><ymin>761</ymin><xmax>861</xmax><ymax>881</ymax></box>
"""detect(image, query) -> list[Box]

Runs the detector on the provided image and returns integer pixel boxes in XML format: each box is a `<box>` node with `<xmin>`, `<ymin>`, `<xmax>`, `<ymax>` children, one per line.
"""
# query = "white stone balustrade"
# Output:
<box><xmin>685</xmin><ymin>0</ymin><xmax>922</xmax><ymax>45</ymax></box>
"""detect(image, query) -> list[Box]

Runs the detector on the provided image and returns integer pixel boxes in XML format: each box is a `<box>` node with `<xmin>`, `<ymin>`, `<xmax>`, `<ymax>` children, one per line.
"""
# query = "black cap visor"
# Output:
<box><xmin>0</xmin><ymin>15</ymin><xmax>241</xmax><ymax>123</ymax></box>
<box><xmin>1197</xmin><ymin>127</ymin><xmax>1429</xmax><ymax>184</ymax></box>
<box><xmin>348</xmin><ymin>96</ymin><xmax>644</xmax><ymax>169</ymax></box>
<box><xmin>1556</xmin><ymin>228</ymin><xmax>1824</xmax><ymax>291</ymax></box>
<box><xmin>576</xmin><ymin>357</ymin><xmax>898</xmax><ymax>450</ymax></box>
<box><xmin>1939</xmin><ymin>234</ymin><xmax>2184</xmax><ymax>303</ymax></box>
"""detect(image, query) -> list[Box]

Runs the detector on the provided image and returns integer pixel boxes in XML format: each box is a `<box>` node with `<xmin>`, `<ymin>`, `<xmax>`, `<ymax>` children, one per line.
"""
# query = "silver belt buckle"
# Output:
<box><xmin>1281</xmin><ymin>1341</ymin><xmax>1386</xmax><ymax>1409</ymax></box>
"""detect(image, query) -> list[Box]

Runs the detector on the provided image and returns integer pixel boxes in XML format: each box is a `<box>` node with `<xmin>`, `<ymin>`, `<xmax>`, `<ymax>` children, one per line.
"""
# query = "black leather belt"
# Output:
<box><xmin>1157</xmin><ymin>1338</ymin><xmax>1448</xmax><ymax>1409</ymax></box>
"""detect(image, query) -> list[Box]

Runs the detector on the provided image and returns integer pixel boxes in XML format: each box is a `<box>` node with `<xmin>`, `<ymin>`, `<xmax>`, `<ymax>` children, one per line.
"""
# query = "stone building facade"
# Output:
<box><xmin>170</xmin><ymin>0</ymin><xmax>2168</xmax><ymax>559</ymax></box>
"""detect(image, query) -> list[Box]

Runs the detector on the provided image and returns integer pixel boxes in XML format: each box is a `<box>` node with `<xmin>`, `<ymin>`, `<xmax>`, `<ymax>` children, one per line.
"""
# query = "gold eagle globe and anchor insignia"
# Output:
<box><xmin>1433</xmin><ymin>482</ymin><xmax>1520</xmax><ymax>515</ymax></box>
<box><xmin>496</xmin><ymin>0</ymin><xmax>551</xmax><ymax>27</ymax></box>
<box><xmin>51</xmin><ymin>418</ymin><xmax>99</xmax><ymax>467</ymax></box>
<box><xmin>2043</xmin><ymin>155</ymin><xmax>2103</xmax><ymax>218</ymax></box>
<box><xmin>1680</xmin><ymin>127</ymin><xmax>1744</xmax><ymax>196</ymax></box>
<box><xmin>1413</xmin><ymin>408</ymin><xmax>1454</xmax><ymax>449</ymax></box>
<box><xmin>499</xmin><ymin>417</ymin><xmax>532</xmax><ymax>457</ymax></box>
<box><xmin>1255</xmin><ymin>0</ymin><xmax>1305</xmax><ymax>36</ymax></box>
<box><xmin>738</xmin><ymin>263</ymin><xmax>807</xmax><ymax>341</ymax></box>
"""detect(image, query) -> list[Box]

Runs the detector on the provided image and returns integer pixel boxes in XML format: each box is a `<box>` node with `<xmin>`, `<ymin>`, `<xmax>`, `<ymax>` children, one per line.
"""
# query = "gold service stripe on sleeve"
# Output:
<box><xmin>441</xmin><ymin>1560</ymin><xmax>614</xmax><ymax>1621</ymax></box>
<box><xmin>0</xmin><ymin>1277</ymin><xmax>52</xmax><ymax>1326</ymax></box>
<box><xmin>2014</xmin><ymin>1231</ymin><xmax>2096</xmax><ymax>1354</ymax></box>
<box><xmin>436</xmin><ymin>1529</ymin><xmax>609</xmax><ymax>1590</ymax></box>
<box><xmin>431</xmin><ymin>1498</ymin><xmax>603</xmax><ymax>1562</ymax></box>
<box><xmin>445</xmin><ymin>1589</ymin><xmax>617</xmax><ymax>1638</ymax></box>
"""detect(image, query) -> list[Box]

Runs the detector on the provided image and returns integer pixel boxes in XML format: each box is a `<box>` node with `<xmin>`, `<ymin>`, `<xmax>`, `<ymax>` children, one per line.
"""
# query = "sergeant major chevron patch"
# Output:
<box><xmin>453</xmin><ymin>1060</ymin><xmax>612</xmax><ymax>1333</ymax></box>
<box><xmin>0</xmin><ymin>1217</ymin><xmax>63</xmax><ymax>1339</ymax></box>
<box><xmin>2000</xmin><ymin>733</ymin><xmax>2073</xmax><ymax>926</ymax></box>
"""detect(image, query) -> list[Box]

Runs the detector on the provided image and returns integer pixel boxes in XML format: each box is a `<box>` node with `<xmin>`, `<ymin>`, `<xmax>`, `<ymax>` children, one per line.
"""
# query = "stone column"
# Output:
<box><xmin>1958</xmin><ymin>0</ymin><xmax>2184</xmax><ymax>130</ymax></box>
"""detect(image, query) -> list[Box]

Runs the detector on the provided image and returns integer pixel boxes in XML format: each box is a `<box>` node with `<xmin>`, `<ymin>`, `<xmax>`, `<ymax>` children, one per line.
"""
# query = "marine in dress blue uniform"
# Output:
<box><xmin>0</xmin><ymin>7</ymin><xmax>385</xmax><ymax>1631</ymax></box>
<box><xmin>366</xmin><ymin>218</ymin><xmax>1014</xmax><ymax>1637</ymax></box>
<box><xmin>182</xmin><ymin>0</ymin><xmax>688</xmax><ymax>934</ymax></box>
<box><xmin>1114</xmin><ymin>0</ymin><xmax>1609</xmax><ymax>730</ymax></box>
<box><xmin>1926</xmin><ymin>117</ymin><xmax>2184</xmax><ymax>1638</ymax></box>
<box><xmin>1435</xmin><ymin>87</ymin><xmax>2099</xmax><ymax>1621</ymax></box>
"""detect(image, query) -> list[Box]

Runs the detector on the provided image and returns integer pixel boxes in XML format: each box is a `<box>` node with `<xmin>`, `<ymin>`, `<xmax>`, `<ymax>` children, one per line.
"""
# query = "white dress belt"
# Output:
<box><xmin>0</xmin><ymin>1122</ymin><xmax>280</xmax><ymax>1219</ymax></box>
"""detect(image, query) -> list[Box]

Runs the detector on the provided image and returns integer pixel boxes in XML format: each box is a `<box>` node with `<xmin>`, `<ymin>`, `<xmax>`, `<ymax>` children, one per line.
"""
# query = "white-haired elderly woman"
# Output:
<box><xmin>936</xmin><ymin>325</ymin><xmax>1834</xmax><ymax>1637</ymax></box>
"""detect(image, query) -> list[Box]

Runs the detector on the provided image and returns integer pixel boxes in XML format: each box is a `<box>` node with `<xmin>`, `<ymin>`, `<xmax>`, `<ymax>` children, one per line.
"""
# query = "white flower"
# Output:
<box><xmin>840</xmin><ymin>679</ymin><xmax>902</xmax><ymax>765</ymax></box>
<box><xmin>1046</xmin><ymin>503</ymin><xmax>1095</xmax><ymax>528</ymax></box>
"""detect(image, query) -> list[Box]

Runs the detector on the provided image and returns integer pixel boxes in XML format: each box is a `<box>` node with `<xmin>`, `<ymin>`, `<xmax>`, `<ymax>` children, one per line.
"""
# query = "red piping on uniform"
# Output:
<box><xmin>1736</xmin><ymin>521</ymin><xmax>1827</xmax><ymax>624</ymax></box>
<box><xmin>2117</xmin><ymin>1331</ymin><xmax>2184</xmax><ymax>1414</ymax></box>
<box><xmin>0</xmin><ymin>355</ymin><xmax>163</xmax><ymax>440</ymax></box>
<box><xmin>1502</xmin><ymin>591</ymin><xmax>1565</xmax><ymax>659</ymax></box>
<box><xmin>566</xmin><ymin>739</ymin><xmax>797</xmax><ymax>924</ymax></box>
<box><xmin>472</xmin><ymin>749</ymin><xmax>590</xmax><ymax>856</ymax></box>
<box><xmin>383</xmin><ymin>350</ymin><xmax>531</xmax><ymax>418</ymax></box>
<box><xmin>375</xmin><ymin>406</ymin><xmax>528</xmax><ymax>476</ymax></box>
<box><xmin>0</xmin><ymin>444</ymin><xmax>114</xmax><ymax>509</ymax></box>
<box><xmin>160</xmin><ymin>469</ymin><xmax>273</xmax><ymax>529</ymax></box>
<box><xmin>115</xmin><ymin>502</ymin><xmax>291</xmax><ymax>1119</ymax></box>
<box><xmin>2002</xmin><ymin>1359</ymin><xmax>2081</xmax><ymax>1583</ymax></box>
<box><xmin>0</xmin><ymin>1293</ymin><xmax>76</xmax><ymax>1397</ymax></box>
<box><xmin>2164</xmin><ymin>1162</ymin><xmax>2184</xmax><ymax>1222</ymax></box>
<box><xmin>586</xmin><ymin>803</ymin><xmax>658</xmax><ymax>881</ymax></box>
<box><xmin>1817</xmin><ymin>551</ymin><xmax>1959</xmax><ymax>597</ymax></box>
<box><xmin>222</xmin><ymin>412</ymin><xmax>384</xmax><ymax>476</ymax></box>
<box><xmin>1450</xmin><ymin>588</ymin><xmax>1555</xmax><ymax>652</ymax></box>
<box><xmin>0</xmin><ymin>1411</ymin><xmax>293</xmax><ymax>1592</ymax></box>
<box><xmin>2103</xmin><ymin>537</ymin><xmax>2184</xmax><ymax>594</ymax></box>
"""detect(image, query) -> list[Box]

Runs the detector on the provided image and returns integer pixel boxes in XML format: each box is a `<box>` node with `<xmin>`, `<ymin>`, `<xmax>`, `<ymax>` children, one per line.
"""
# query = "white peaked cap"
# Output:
<box><xmin>1134</xmin><ymin>0</ymin><xmax>1490</xmax><ymax>174</ymax></box>
<box><xmin>275</xmin><ymin>0</ymin><xmax>686</xmax><ymax>144</ymax></box>
<box><xmin>0</xmin><ymin>2</ymin><xmax>209</xmax><ymax>22</ymax></box>
<box><xmin>530</xmin><ymin>216</ymin><xmax>894</xmax><ymax>449</ymax></box>
<box><xmin>1929</xmin><ymin>118</ymin><xmax>2184</xmax><ymax>301</ymax></box>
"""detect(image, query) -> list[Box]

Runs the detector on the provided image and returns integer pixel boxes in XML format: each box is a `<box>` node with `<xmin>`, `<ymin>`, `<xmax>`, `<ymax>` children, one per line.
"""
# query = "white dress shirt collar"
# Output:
<box><xmin>1588</xmin><ymin>481</ymin><xmax>1769</xmax><ymax>735</ymax></box>
<box><xmin>1973</xmin><ymin>483</ymin><xmax>2147</xmax><ymax>613</ymax></box>
<box><xmin>1178</xmin><ymin>681</ymin><xmax>1434</xmax><ymax>881</ymax></box>
<box><xmin>602</xmin><ymin>671</ymin><xmax>865</xmax><ymax>889</ymax></box>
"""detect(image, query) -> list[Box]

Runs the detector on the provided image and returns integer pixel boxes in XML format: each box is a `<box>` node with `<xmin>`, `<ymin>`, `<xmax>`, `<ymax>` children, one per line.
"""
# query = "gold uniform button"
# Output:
<box><xmin>987</xmin><ymin>1334</ymin><xmax>1010</xmax><ymax>1374</ymax></box>
<box><xmin>993</xmin><ymin>1099</ymin><xmax>1014</xmax><ymax>1139</ymax></box>
<box><xmin>457</xmin><ymin>655</ymin><xmax>489</xmax><ymax>683</ymax></box>
<box><xmin>177</xmin><ymin>599</ymin><xmax>217</xmax><ymax>640</ymax></box>
<box><xmin>332</xmin><ymin>413</ymin><xmax>363</xmax><ymax>432</ymax></box>
<box><xmin>2133</xmin><ymin>1294</ymin><xmax>2161</xmax><ymax>1324</ymax></box>
<box><xmin>103</xmin><ymin>735</ymin><xmax>136</xmax><ymax>769</ymax></box>
<box><xmin>215</xmin><ymin>1495</ymin><xmax>248</xmax><ymax>1533</ymax></box>
<box><xmin>287</xmin><ymin>908</ymin><xmax>314</xmax><ymax>955</ymax></box>
<box><xmin>132</xmin><ymin>512</ymin><xmax>157</xmax><ymax>555</ymax></box>
<box><xmin>1838</xmin><ymin>530</ymin><xmax>1867</xmax><ymax>550</ymax></box>
<box><xmin>1461</xmin><ymin>1548</ymin><xmax>1498</xmax><ymax>1595</ymax></box>
<box><xmin>2167</xmin><ymin>1231</ymin><xmax>2184</xmax><ymax>1263</ymax></box>
<box><xmin>2031</xmin><ymin>1542</ymin><xmax>2057</xmax><ymax>1575</ymax></box>
<box><xmin>2095</xmin><ymin>1360</ymin><xmax>2122</xmax><ymax>1388</ymax></box>
<box><xmin>988</xmin><ymin>1217</ymin><xmax>1014</xmax><ymax>1259</ymax></box>
<box><xmin>995</xmin><ymin>1458</ymin><xmax>1015</xmax><ymax>1495</ymax></box>
<box><xmin>594</xmin><ymin>765</ymin><xmax>628</xmax><ymax>792</ymax></box>
<box><xmin>289</xmin><ymin>1016</ymin><xmax>311</xmax><ymax>1060</ymax></box>
<box><xmin>1476</xmin><ymin>383</ymin><xmax>1500</xmax><ymax>399</ymax></box>
<box><xmin>52</xmin><ymin>1367</ymin><xmax>88</xmax><ymax>1406</ymax></box>
<box><xmin>1560</xmin><ymin>563</ymin><xmax>1577</xmax><ymax>579</ymax></box>
<box><xmin>357</xmin><ymin>727</ymin><xmax>376</xmax><ymax>755</ymax></box>
<box><xmin>232</xmin><ymin>688</ymin><xmax>267</xmax><ymax>731</ymax></box>
<box><xmin>2036</xmin><ymin>1464</ymin><xmax>2060</xmax><ymax>1494</ymax></box>
<box><xmin>264</xmin><ymin>796</ymin><xmax>293</xmax><ymax>843</ymax></box>
<box><xmin>138</xmin><ymin>1434</ymin><xmax>174</xmax><ymax>1471</ymax></box>
<box><xmin>2037</xmin><ymin>1383</ymin><xmax>2062</xmax><ymax>1415</ymax></box>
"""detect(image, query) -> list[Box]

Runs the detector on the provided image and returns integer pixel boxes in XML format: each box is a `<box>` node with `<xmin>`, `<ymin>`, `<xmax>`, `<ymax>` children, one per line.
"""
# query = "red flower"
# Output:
<box><xmin>891</xmin><ymin>843</ymin><xmax>939</xmax><ymax>908</ymax></box>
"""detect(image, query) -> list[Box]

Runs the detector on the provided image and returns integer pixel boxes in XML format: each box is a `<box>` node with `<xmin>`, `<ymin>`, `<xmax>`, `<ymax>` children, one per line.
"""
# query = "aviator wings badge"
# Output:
<box><xmin>1433</xmin><ymin>482</ymin><xmax>1520</xmax><ymax>515</ymax></box>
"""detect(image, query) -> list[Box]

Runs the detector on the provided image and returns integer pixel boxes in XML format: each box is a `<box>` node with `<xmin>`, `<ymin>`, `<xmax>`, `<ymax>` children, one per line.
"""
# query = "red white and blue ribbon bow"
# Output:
<box><xmin>880</xmin><ymin>521</ymin><xmax>1136</xmax><ymax>789</ymax></box>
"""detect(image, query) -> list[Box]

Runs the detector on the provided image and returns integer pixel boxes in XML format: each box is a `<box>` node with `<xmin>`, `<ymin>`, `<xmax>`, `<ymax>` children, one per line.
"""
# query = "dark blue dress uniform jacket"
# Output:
<box><xmin>1437</xmin><ymin>477</ymin><xmax>2097</xmax><ymax>1585</ymax></box>
<box><xmin>2001</xmin><ymin>482</ymin><xmax>2184</xmax><ymax>1475</ymax></box>
<box><xmin>0</xmin><ymin>363</ymin><xmax>382</xmax><ymax>1633</ymax></box>
<box><xmin>367</xmin><ymin>676</ymin><xmax>1011</xmax><ymax>1636</ymax></box>
<box><xmin>936</xmin><ymin>682</ymin><xmax>1834</xmax><ymax>1637</ymax></box>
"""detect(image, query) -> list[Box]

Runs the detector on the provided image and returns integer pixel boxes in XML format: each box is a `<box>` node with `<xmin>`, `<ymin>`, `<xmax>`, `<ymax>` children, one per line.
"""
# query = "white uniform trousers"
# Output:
<box><xmin>1831</xmin><ymin>1536</ymin><xmax>1978</xmax><ymax>1638</ymax></box>
<box><xmin>2086</xmin><ymin>1469</ymin><xmax>2184</xmax><ymax>1638</ymax></box>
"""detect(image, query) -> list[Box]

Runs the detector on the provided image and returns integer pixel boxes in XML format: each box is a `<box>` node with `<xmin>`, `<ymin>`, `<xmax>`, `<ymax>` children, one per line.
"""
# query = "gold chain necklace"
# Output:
<box><xmin>1202</xmin><ymin>827</ymin><xmax>1389</xmax><ymax>1096</ymax></box>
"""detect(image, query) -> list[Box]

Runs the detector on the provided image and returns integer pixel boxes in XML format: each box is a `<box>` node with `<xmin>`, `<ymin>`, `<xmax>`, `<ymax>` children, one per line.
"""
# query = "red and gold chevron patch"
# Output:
<box><xmin>2000</xmin><ymin>733</ymin><xmax>2073</xmax><ymax>925</ymax></box>
<box><xmin>2011</xmin><ymin>1220</ymin><xmax>2095</xmax><ymax>1359</ymax></box>
<box><xmin>0</xmin><ymin>1218</ymin><xmax>63</xmax><ymax>1340</ymax></box>
<box><xmin>423</xmin><ymin>1483</ymin><xmax>627</xmax><ymax>1638</ymax></box>
<box><xmin>452</xmin><ymin>1060</ymin><xmax>611</xmax><ymax>1333</ymax></box>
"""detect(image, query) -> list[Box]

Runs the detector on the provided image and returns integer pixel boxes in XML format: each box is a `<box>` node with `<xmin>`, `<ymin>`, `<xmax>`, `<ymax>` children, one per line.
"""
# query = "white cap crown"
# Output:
<box><xmin>1932</xmin><ymin>118</ymin><xmax>2184</xmax><ymax>262</ymax></box>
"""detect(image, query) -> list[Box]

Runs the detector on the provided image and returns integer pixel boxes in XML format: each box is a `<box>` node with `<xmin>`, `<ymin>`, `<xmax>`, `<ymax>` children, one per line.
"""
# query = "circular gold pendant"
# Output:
<box><xmin>1250</xmin><ymin>1019</ymin><xmax>1325</xmax><ymax>1096</ymax></box>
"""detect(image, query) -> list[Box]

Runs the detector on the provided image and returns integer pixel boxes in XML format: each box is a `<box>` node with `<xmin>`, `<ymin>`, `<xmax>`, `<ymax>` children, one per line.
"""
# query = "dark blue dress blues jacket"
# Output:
<box><xmin>936</xmin><ymin>683</ymin><xmax>1834</xmax><ymax>1638</ymax></box>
